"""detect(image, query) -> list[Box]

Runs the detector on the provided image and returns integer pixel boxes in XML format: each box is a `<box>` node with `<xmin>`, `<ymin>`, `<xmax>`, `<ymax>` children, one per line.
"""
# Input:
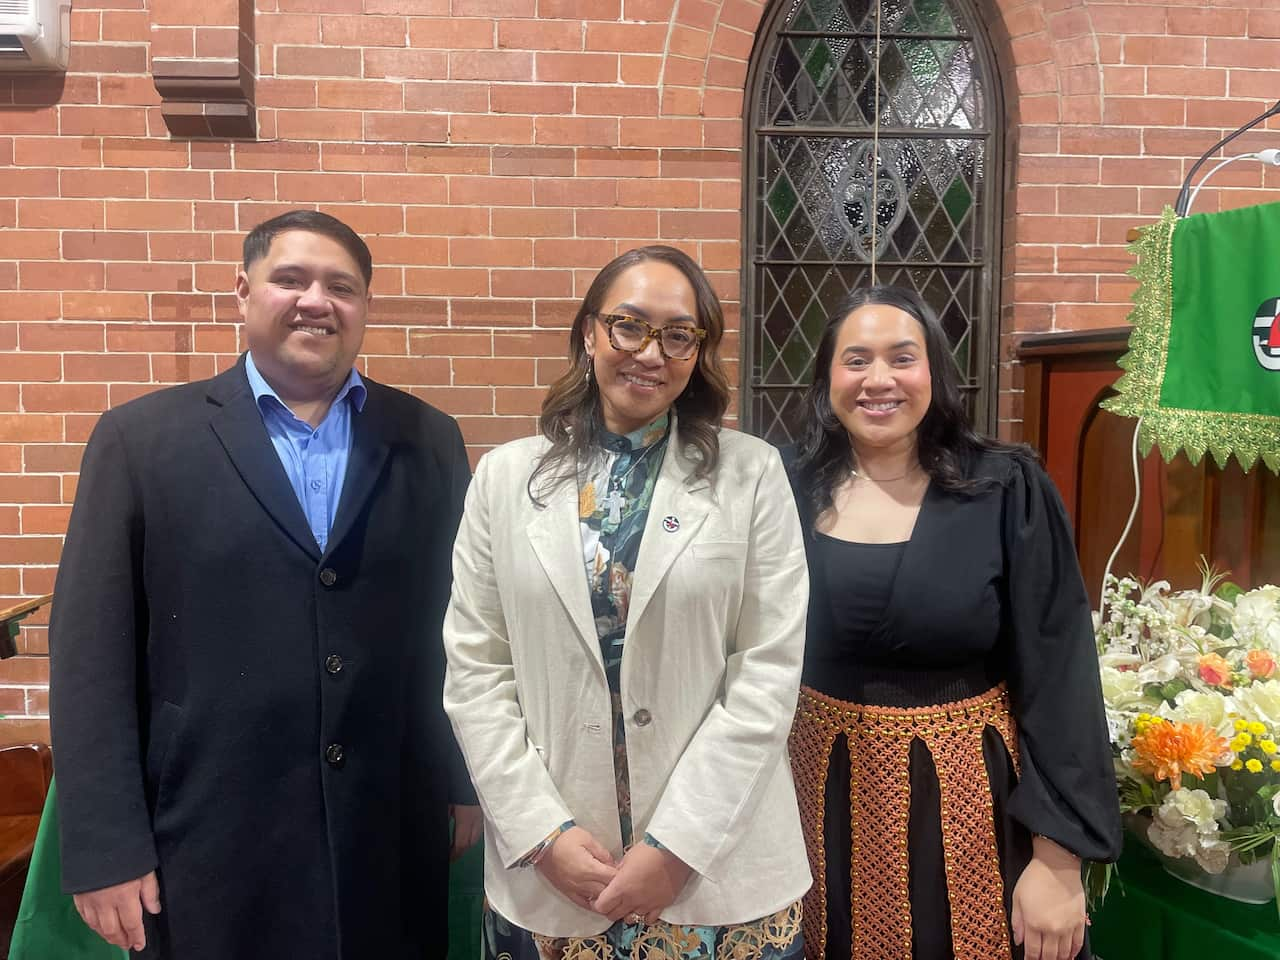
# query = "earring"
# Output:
<box><xmin>584</xmin><ymin>361</ymin><xmax>593</xmax><ymax>385</ymax></box>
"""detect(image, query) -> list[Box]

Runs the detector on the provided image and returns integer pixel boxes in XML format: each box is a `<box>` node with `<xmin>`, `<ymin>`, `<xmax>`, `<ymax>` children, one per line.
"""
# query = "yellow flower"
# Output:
<box><xmin>1235</xmin><ymin>719</ymin><xmax>1250</xmax><ymax>732</ymax></box>
<box><xmin>1247</xmin><ymin>759</ymin><xmax>1264</xmax><ymax>773</ymax></box>
<box><xmin>1262</xmin><ymin>740</ymin><xmax>1278</xmax><ymax>755</ymax></box>
<box><xmin>1239</xmin><ymin>733</ymin><xmax>1254</xmax><ymax>747</ymax></box>
<box><xmin>1249</xmin><ymin>721</ymin><xmax>1267</xmax><ymax>736</ymax></box>
<box><xmin>1272</xmin><ymin>760</ymin><xmax>1280</xmax><ymax>773</ymax></box>
<box><xmin>1230</xmin><ymin>735</ymin><xmax>1249</xmax><ymax>752</ymax></box>
<box><xmin>1232</xmin><ymin>759</ymin><xmax>1245</xmax><ymax>771</ymax></box>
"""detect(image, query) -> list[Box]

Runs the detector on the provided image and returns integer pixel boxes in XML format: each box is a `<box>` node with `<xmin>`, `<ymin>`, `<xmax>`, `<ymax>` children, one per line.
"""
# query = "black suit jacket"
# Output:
<box><xmin>49</xmin><ymin>356</ymin><xmax>475</xmax><ymax>959</ymax></box>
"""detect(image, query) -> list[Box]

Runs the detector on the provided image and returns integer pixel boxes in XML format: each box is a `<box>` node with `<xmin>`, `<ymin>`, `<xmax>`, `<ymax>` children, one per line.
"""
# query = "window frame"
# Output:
<box><xmin>740</xmin><ymin>0</ymin><xmax>1007</xmax><ymax>440</ymax></box>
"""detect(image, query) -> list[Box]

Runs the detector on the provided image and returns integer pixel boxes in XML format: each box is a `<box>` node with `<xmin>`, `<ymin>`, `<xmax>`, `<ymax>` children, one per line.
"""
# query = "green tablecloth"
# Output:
<box><xmin>10</xmin><ymin>780</ymin><xmax>487</xmax><ymax>960</ymax></box>
<box><xmin>1091</xmin><ymin>835</ymin><xmax>1280</xmax><ymax>960</ymax></box>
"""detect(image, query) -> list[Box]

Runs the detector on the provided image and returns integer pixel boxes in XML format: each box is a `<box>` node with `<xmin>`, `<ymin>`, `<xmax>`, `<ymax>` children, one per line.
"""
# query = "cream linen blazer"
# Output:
<box><xmin>443</xmin><ymin>423</ymin><xmax>811</xmax><ymax>937</ymax></box>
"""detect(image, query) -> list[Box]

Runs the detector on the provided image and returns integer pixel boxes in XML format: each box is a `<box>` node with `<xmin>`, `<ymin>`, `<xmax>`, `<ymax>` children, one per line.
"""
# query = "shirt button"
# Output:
<box><xmin>310</xmin><ymin>478</ymin><xmax>323</xmax><ymax>491</ymax></box>
<box><xmin>319</xmin><ymin>568</ymin><xmax>337</xmax><ymax>587</ymax></box>
<box><xmin>325</xmin><ymin>654</ymin><xmax>344</xmax><ymax>675</ymax></box>
<box><xmin>325</xmin><ymin>743</ymin><xmax>345</xmax><ymax>767</ymax></box>
<box><xmin>633</xmin><ymin>708</ymin><xmax>653</xmax><ymax>727</ymax></box>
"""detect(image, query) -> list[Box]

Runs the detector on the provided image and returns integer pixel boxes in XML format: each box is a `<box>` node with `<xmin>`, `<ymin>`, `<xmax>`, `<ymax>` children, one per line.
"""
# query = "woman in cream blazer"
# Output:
<box><xmin>443</xmin><ymin>246</ymin><xmax>811</xmax><ymax>957</ymax></box>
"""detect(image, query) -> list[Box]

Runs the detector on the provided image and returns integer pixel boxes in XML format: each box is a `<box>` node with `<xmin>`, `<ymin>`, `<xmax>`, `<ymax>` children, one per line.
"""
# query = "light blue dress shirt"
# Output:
<box><xmin>244</xmin><ymin>352</ymin><xmax>367</xmax><ymax>552</ymax></box>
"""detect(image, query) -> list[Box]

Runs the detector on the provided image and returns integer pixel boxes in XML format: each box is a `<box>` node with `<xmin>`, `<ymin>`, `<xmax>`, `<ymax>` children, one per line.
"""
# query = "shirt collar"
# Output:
<box><xmin>244</xmin><ymin>352</ymin><xmax>367</xmax><ymax>417</ymax></box>
<box><xmin>599</xmin><ymin>411</ymin><xmax>670</xmax><ymax>454</ymax></box>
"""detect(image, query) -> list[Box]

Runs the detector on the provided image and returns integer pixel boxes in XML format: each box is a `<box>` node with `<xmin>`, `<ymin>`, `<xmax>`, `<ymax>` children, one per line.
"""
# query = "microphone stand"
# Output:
<box><xmin>1174</xmin><ymin>100</ymin><xmax>1280</xmax><ymax>217</ymax></box>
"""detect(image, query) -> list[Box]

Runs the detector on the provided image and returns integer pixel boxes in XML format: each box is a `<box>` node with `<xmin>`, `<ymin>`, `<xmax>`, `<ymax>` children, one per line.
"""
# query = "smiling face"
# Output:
<box><xmin>236</xmin><ymin>229</ymin><xmax>369</xmax><ymax>404</ymax></box>
<box><xmin>583</xmin><ymin>259</ymin><xmax>700</xmax><ymax>436</ymax></box>
<box><xmin>828</xmin><ymin>302</ymin><xmax>932</xmax><ymax>456</ymax></box>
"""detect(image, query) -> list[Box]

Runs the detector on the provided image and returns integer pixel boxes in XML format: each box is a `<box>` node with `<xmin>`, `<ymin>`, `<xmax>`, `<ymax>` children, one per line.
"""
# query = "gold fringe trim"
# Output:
<box><xmin>1102</xmin><ymin>204</ymin><xmax>1280</xmax><ymax>473</ymax></box>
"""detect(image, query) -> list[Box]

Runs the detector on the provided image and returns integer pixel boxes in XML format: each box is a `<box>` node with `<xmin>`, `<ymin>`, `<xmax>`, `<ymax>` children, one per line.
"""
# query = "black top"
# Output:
<box><xmin>808</xmin><ymin>534</ymin><xmax>905</xmax><ymax>665</ymax></box>
<box><xmin>791</xmin><ymin>449</ymin><xmax>1123</xmax><ymax>863</ymax></box>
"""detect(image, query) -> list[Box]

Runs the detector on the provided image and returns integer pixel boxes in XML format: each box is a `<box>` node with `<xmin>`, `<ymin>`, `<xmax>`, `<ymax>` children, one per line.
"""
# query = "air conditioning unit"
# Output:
<box><xmin>0</xmin><ymin>0</ymin><xmax>70</xmax><ymax>71</ymax></box>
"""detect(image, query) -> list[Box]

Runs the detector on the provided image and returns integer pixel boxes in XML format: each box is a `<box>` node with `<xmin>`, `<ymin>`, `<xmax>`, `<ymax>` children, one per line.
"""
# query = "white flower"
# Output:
<box><xmin>1273</xmin><ymin>793</ymin><xmax>1280</xmax><ymax>819</ymax></box>
<box><xmin>1165</xmin><ymin>787</ymin><xmax>1227</xmax><ymax>830</ymax></box>
<box><xmin>1158</xmin><ymin>690</ymin><xmax>1236</xmax><ymax>738</ymax></box>
<box><xmin>1166</xmin><ymin>591</ymin><xmax>1213</xmax><ymax>628</ymax></box>
<box><xmin>1148</xmin><ymin>788</ymin><xmax>1229</xmax><ymax>872</ymax></box>
<box><xmin>1194</xmin><ymin>838</ymin><xmax>1230</xmax><ymax>874</ymax></box>
<box><xmin>1137</xmin><ymin>653</ymin><xmax>1182</xmax><ymax>686</ymax></box>
<box><xmin>1234</xmin><ymin>679</ymin><xmax>1280</xmax><ymax>728</ymax></box>
<box><xmin>1099</xmin><ymin>666</ymin><xmax>1147</xmax><ymax>709</ymax></box>
<box><xmin>1232</xmin><ymin>587</ymin><xmax>1280</xmax><ymax>652</ymax></box>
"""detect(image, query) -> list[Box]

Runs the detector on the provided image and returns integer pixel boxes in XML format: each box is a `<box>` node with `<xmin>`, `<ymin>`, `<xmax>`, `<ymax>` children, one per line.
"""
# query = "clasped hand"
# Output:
<box><xmin>536</xmin><ymin>827</ymin><xmax>691</xmax><ymax>924</ymax></box>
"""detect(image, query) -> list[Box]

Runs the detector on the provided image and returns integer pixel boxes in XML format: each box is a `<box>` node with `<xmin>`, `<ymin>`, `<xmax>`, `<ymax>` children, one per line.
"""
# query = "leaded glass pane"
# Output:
<box><xmin>747</xmin><ymin>0</ymin><xmax>999</xmax><ymax>447</ymax></box>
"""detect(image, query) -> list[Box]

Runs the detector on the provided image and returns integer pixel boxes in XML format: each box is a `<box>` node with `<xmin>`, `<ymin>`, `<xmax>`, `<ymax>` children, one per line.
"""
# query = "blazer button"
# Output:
<box><xmin>325</xmin><ymin>654</ymin><xmax>344</xmax><ymax>675</ymax></box>
<box><xmin>325</xmin><ymin>743</ymin><xmax>345</xmax><ymax>767</ymax></box>
<box><xmin>633</xmin><ymin>708</ymin><xmax>653</xmax><ymax>727</ymax></box>
<box><xmin>319</xmin><ymin>568</ymin><xmax>337</xmax><ymax>587</ymax></box>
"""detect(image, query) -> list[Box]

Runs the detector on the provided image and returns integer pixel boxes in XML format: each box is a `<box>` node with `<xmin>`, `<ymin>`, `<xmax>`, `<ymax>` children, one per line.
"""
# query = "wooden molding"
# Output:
<box><xmin>1015</xmin><ymin>326</ymin><xmax>1132</xmax><ymax>360</ymax></box>
<box><xmin>152</xmin><ymin>57</ymin><xmax>255</xmax><ymax>138</ymax></box>
<box><xmin>0</xmin><ymin>593</ymin><xmax>52</xmax><ymax>660</ymax></box>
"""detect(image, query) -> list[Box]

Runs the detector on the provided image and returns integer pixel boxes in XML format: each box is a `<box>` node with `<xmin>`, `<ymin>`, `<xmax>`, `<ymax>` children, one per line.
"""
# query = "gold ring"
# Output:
<box><xmin>626</xmin><ymin>913</ymin><xmax>644</xmax><ymax>925</ymax></box>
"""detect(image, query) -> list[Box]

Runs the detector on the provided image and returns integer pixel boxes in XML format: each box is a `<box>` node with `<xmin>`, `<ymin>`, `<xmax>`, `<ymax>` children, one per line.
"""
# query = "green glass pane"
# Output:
<box><xmin>800</xmin><ymin>297</ymin><xmax>827</xmax><ymax>345</ymax></box>
<box><xmin>805</xmin><ymin>39</ymin><xmax>835</xmax><ymax>91</ymax></box>
<box><xmin>942</xmin><ymin>176</ymin><xmax>971</xmax><ymax>225</ymax></box>
<box><xmin>900</xmin><ymin>39</ymin><xmax>941</xmax><ymax>90</ymax></box>
<box><xmin>768</xmin><ymin>176</ymin><xmax>798</xmax><ymax>227</ymax></box>
<box><xmin>780</xmin><ymin>330</ymin><xmax>815</xmax><ymax>382</ymax></box>
<box><xmin>914</xmin><ymin>0</ymin><xmax>957</xmax><ymax>34</ymax></box>
<box><xmin>951</xmin><ymin>330</ymin><xmax>970</xmax><ymax>375</ymax></box>
<box><xmin>790</xmin><ymin>5</ymin><xmax>818</xmax><ymax>32</ymax></box>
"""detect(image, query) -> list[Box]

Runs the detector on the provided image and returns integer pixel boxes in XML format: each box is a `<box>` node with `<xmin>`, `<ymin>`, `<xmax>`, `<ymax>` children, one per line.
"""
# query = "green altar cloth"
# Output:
<box><xmin>10</xmin><ymin>779</ymin><xmax>486</xmax><ymax>959</ymax></box>
<box><xmin>9</xmin><ymin>779</ymin><xmax>127</xmax><ymax>960</ymax></box>
<box><xmin>1091</xmin><ymin>835</ymin><xmax>1280</xmax><ymax>960</ymax></box>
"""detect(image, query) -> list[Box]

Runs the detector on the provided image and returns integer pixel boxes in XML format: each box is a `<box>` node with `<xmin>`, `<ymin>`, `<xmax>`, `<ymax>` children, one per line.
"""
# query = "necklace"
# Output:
<box><xmin>601</xmin><ymin>440</ymin><xmax>664</xmax><ymax>524</ymax></box>
<box><xmin>850</xmin><ymin>463</ymin><xmax>922</xmax><ymax>483</ymax></box>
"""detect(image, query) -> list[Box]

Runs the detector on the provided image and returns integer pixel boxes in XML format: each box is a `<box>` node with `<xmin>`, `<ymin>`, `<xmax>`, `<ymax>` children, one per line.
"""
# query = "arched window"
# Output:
<box><xmin>743</xmin><ymin>0</ymin><xmax>1004</xmax><ymax>443</ymax></box>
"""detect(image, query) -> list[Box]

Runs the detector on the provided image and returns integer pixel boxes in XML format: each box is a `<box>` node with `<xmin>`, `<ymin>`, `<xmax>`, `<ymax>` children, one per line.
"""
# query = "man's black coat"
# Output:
<box><xmin>49</xmin><ymin>357</ymin><xmax>475</xmax><ymax>959</ymax></box>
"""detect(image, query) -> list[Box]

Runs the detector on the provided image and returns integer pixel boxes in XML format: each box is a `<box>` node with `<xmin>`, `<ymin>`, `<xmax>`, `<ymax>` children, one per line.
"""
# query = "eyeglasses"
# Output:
<box><xmin>596</xmin><ymin>313</ymin><xmax>707</xmax><ymax>361</ymax></box>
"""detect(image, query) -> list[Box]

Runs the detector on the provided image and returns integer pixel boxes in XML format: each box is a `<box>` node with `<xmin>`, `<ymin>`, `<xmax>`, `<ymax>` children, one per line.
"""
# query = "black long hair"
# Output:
<box><xmin>527</xmin><ymin>245</ymin><xmax>731</xmax><ymax>505</ymax></box>
<box><xmin>792</xmin><ymin>285</ymin><xmax>1034</xmax><ymax>521</ymax></box>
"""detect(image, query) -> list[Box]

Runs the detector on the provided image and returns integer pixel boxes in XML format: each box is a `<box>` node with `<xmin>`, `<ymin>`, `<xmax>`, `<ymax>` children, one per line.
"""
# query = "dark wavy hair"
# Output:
<box><xmin>792</xmin><ymin>285</ymin><xmax>1033</xmax><ymax>521</ymax></box>
<box><xmin>528</xmin><ymin>245</ymin><xmax>731</xmax><ymax>505</ymax></box>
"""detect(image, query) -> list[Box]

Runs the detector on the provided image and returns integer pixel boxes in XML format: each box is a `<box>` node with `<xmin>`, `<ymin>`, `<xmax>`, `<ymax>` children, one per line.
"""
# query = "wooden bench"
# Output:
<box><xmin>0</xmin><ymin>743</ymin><xmax>52</xmax><ymax>957</ymax></box>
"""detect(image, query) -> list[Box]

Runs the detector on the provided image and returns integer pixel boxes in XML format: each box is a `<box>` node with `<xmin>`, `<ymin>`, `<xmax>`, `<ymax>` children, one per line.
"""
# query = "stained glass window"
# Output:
<box><xmin>745</xmin><ymin>0</ymin><xmax>1003</xmax><ymax>444</ymax></box>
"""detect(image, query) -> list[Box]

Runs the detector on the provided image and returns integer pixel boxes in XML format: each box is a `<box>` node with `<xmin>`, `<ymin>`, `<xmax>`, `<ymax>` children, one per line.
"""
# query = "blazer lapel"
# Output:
<box><xmin>627</xmin><ymin>427</ymin><xmax>711</xmax><ymax>634</ymax></box>
<box><xmin>324</xmin><ymin>386</ymin><xmax>391</xmax><ymax>560</ymax></box>
<box><xmin>525</xmin><ymin>479</ymin><xmax>604</xmax><ymax>673</ymax></box>
<box><xmin>207</xmin><ymin>358</ymin><xmax>321</xmax><ymax>562</ymax></box>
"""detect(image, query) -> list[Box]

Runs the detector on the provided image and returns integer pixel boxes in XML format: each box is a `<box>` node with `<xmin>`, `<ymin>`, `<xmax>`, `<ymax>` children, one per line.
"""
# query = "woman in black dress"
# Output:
<box><xmin>786</xmin><ymin>286</ymin><xmax>1121</xmax><ymax>960</ymax></box>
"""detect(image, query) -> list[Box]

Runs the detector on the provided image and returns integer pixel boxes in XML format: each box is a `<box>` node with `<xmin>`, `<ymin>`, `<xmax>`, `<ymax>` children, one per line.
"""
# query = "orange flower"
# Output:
<box><xmin>1131</xmin><ymin>720</ymin><xmax>1228</xmax><ymax>791</ymax></box>
<box><xmin>1198</xmin><ymin>653</ymin><xmax>1233</xmax><ymax>688</ymax></box>
<box><xmin>1246</xmin><ymin>649</ymin><xmax>1277</xmax><ymax>680</ymax></box>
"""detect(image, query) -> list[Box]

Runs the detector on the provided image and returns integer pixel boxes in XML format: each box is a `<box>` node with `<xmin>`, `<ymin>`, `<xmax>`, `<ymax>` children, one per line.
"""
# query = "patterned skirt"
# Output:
<box><xmin>789</xmin><ymin>677</ymin><xmax>1031</xmax><ymax>960</ymax></box>
<box><xmin>481</xmin><ymin>900</ymin><xmax>804</xmax><ymax>960</ymax></box>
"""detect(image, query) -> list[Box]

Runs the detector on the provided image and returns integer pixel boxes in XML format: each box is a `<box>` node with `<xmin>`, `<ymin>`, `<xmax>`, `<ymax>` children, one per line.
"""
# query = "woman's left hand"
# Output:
<box><xmin>1011</xmin><ymin>836</ymin><xmax>1088</xmax><ymax>960</ymax></box>
<box><xmin>592</xmin><ymin>843</ymin><xmax>692</xmax><ymax>924</ymax></box>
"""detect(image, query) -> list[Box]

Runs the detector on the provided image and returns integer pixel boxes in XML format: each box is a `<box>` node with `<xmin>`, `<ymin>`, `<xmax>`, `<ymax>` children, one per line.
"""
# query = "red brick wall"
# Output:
<box><xmin>2</xmin><ymin>0</ymin><xmax>1280</xmax><ymax>741</ymax></box>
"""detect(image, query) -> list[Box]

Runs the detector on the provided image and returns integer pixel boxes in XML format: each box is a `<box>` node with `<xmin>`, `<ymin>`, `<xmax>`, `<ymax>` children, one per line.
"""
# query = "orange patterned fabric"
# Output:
<box><xmin>788</xmin><ymin>684</ymin><xmax>1021</xmax><ymax>960</ymax></box>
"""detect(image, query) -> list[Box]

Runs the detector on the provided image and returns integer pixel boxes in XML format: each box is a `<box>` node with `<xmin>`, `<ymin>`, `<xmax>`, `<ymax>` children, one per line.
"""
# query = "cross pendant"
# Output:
<box><xmin>602</xmin><ymin>487</ymin><xmax>624</xmax><ymax>524</ymax></box>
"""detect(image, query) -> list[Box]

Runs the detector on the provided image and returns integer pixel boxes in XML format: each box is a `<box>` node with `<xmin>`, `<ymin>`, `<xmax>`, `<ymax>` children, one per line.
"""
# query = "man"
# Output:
<box><xmin>49</xmin><ymin>211</ymin><xmax>481</xmax><ymax>958</ymax></box>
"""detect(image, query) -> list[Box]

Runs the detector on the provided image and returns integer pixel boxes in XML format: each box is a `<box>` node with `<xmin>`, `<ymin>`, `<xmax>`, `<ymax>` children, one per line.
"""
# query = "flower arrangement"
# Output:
<box><xmin>1095</xmin><ymin>565</ymin><xmax>1280</xmax><ymax>904</ymax></box>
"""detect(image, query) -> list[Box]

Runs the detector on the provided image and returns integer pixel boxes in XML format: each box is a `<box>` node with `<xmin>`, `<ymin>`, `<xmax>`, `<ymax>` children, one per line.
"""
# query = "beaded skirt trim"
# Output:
<box><xmin>788</xmin><ymin>683</ymin><xmax>1021</xmax><ymax>960</ymax></box>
